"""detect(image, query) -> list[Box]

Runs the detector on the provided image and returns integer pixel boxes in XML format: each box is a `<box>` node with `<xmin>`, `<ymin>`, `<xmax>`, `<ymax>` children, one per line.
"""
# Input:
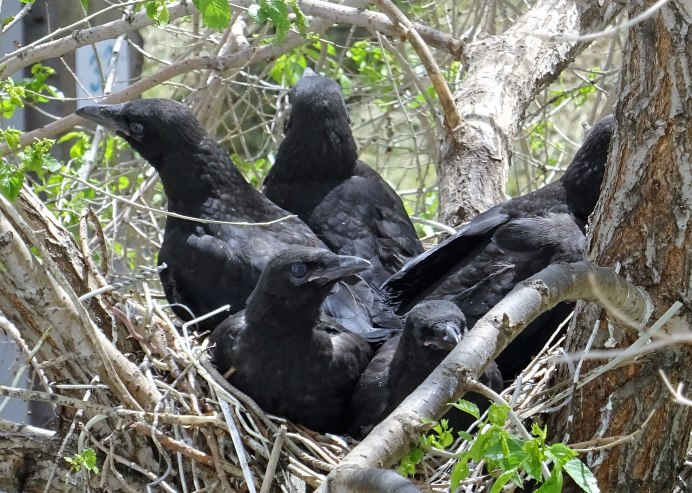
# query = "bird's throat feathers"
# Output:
<box><xmin>154</xmin><ymin>139</ymin><xmax>260</xmax><ymax>213</ymax></box>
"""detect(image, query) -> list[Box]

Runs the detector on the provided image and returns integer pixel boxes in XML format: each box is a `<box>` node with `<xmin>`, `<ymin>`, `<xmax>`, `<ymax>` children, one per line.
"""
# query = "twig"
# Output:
<box><xmin>260</xmin><ymin>425</ymin><xmax>287</xmax><ymax>493</ymax></box>
<box><xmin>63</xmin><ymin>173</ymin><xmax>299</xmax><ymax>227</ymax></box>
<box><xmin>374</xmin><ymin>0</ymin><xmax>462</xmax><ymax>130</ymax></box>
<box><xmin>219</xmin><ymin>398</ymin><xmax>257</xmax><ymax>493</ymax></box>
<box><xmin>410</xmin><ymin>216</ymin><xmax>456</xmax><ymax>235</ymax></box>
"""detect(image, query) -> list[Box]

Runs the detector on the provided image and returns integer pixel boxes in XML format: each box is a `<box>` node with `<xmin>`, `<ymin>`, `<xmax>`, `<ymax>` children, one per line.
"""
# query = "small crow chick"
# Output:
<box><xmin>264</xmin><ymin>69</ymin><xmax>423</xmax><ymax>286</ymax></box>
<box><xmin>76</xmin><ymin>99</ymin><xmax>394</xmax><ymax>335</ymax></box>
<box><xmin>348</xmin><ymin>300</ymin><xmax>503</xmax><ymax>438</ymax></box>
<box><xmin>211</xmin><ymin>246</ymin><xmax>374</xmax><ymax>434</ymax></box>
<box><xmin>382</xmin><ymin>116</ymin><xmax>615</xmax><ymax>379</ymax></box>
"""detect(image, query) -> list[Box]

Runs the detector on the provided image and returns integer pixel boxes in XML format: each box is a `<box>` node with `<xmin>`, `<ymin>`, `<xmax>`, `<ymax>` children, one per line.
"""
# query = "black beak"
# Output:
<box><xmin>424</xmin><ymin>321</ymin><xmax>462</xmax><ymax>350</ymax></box>
<box><xmin>310</xmin><ymin>255</ymin><xmax>371</xmax><ymax>285</ymax></box>
<box><xmin>76</xmin><ymin>103</ymin><xmax>129</xmax><ymax>135</ymax></box>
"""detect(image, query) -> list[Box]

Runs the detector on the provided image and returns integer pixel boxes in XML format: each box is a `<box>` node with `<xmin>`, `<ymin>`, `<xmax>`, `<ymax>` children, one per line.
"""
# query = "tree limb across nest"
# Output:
<box><xmin>319</xmin><ymin>261</ymin><xmax>652</xmax><ymax>492</ymax></box>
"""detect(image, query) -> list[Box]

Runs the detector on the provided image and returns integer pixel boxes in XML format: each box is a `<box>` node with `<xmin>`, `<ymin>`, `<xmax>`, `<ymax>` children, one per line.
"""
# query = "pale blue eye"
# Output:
<box><xmin>129</xmin><ymin>122</ymin><xmax>144</xmax><ymax>135</ymax></box>
<box><xmin>291</xmin><ymin>262</ymin><xmax>307</xmax><ymax>278</ymax></box>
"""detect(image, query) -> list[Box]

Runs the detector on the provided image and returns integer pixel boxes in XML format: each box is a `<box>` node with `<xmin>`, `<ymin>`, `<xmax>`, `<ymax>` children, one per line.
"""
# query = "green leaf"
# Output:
<box><xmin>2</xmin><ymin>16</ymin><xmax>15</xmax><ymax>27</ymax></box>
<box><xmin>489</xmin><ymin>468</ymin><xmax>521</xmax><ymax>493</ymax></box>
<box><xmin>535</xmin><ymin>468</ymin><xmax>563</xmax><ymax>493</ymax></box>
<box><xmin>288</xmin><ymin>0</ymin><xmax>309</xmax><ymax>36</ymax></box>
<box><xmin>0</xmin><ymin>161</ymin><xmax>24</xmax><ymax>200</ymax></box>
<box><xmin>564</xmin><ymin>458</ymin><xmax>600</xmax><ymax>493</ymax></box>
<box><xmin>450</xmin><ymin>456</ymin><xmax>470</xmax><ymax>491</ymax></box>
<box><xmin>396</xmin><ymin>447</ymin><xmax>424</xmax><ymax>477</ymax></box>
<box><xmin>547</xmin><ymin>442</ymin><xmax>578</xmax><ymax>467</ymax></box>
<box><xmin>145</xmin><ymin>0</ymin><xmax>170</xmax><ymax>25</ymax></box>
<box><xmin>197</xmin><ymin>0</ymin><xmax>231</xmax><ymax>29</ymax></box>
<box><xmin>256</xmin><ymin>0</ymin><xmax>290</xmax><ymax>41</ymax></box>
<box><xmin>81</xmin><ymin>448</ymin><xmax>99</xmax><ymax>473</ymax></box>
<box><xmin>451</xmin><ymin>399</ymin><xmax>481</xmax><ymax>420</ymax></box>
<box><xmin>2</xmin><ymin>128</ymin><xmax>22</xmax><ymax>149</ymax></box>
<box><xmin>80</xmin><ymin>0</ymin><xmax>90</xmax><ymax>10</ymax></box>
<box><xmin>485</xmin><ymin>436</ymin><xmax>528</xmax><ymax>470</ymax></box>
<box><xmin>487</xmin><ymin>403</ymin><xmax>510</xmax><ymax>427</ymax></box>
<box><xmin>458</xmin><ymin>430</ymin><xmax>474</xmax><ymax>441</ymax></box>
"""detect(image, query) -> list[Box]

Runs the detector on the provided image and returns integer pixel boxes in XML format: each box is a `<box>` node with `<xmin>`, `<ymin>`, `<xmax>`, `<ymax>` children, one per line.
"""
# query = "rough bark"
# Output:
<box><xmin>548</xmin><ymin>1</ymin><xmax>692</xmax><ymax>491</ymax></box>
<box><xmin>439</xmin><ymin>0</ymin><xmax>623</xmax><ymax>225</ymax></box>
<box><xmin>319</xmin><ymin>262</ymin><xmax>651</xmax><ymax>491</ymax></box>
<box><xmin>0</xmin><ymin>420</ymin><xmax>154</xmax><ymax>492</ymax></box>
<box><xmin>0</xmin><ymin>190</ymin><xmax>161</xmax><ymax>411</ymax></box>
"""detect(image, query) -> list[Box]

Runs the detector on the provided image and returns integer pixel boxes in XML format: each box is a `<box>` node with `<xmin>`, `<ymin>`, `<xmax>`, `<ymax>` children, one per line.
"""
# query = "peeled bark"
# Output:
<box><xmin>548</xmin><ymin>1</ymin><xmax>692</xmax><ymax>491</ymax></box>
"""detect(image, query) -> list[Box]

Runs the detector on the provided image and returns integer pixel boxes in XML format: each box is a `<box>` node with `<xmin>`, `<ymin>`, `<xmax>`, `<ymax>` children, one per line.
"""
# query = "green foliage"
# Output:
<box><xmin>65</xmin><ymin>448</ymin><xmax>100</xmax><ymax>475</ymax></box>
<box><xmin>0</xmin><ymin>131</ymin><xmax>60</xmax><ymax>201</ymax></box>
<box><xmin>193</xmin><ymin>0</ymin><xmax>232</xmax><ymax>29</ymax></box>
<box><xmin>551</xmin><ymin>70</ymin><xmax>598</xmax><ymax>109</ymax></box>
<box><xmin>249</xmin><ymin>0</ymin><xmax>312</xmax><ymax>42</ymax></box>
<box><xmin>231</xmin><ymin>154</ymin><xmax>271</xmax><ymax>188</ymax></box>
<box><xmin>346</xmin><ymin>40</ymin><xmax>399</xmax><ymax>89</ymax></box>
<box><xmin>397</xmin><ymin>419</ymin><xmax>454</xmax><ymax>477</ymax></box>
<box><xmin>0</xmin><ymin>63</ymin><xmax>61</xmax><ymax>118</ymax></box>
<box><xmin>448</xmin><ymin>402</ymin><xmax>599</xmax><ymax>493</ymax></box>
<box><xmin>142</xmin><ymin>0</ymin><xmax>170</xmax><ymax>25</ymax></box>
<box><xmin>394</xmin><ymin>400</ymin><xmax>598</xmax><ymax>493</ymax></box>
<box><xmin>36</xmin><ymin>132</ymin><xmax>128</xmax><ymax>231</ymax></box>
<box><xmin>270</xmin><ymin>51</ymin><xmax>307</xmax><ymax>86</ymax></box>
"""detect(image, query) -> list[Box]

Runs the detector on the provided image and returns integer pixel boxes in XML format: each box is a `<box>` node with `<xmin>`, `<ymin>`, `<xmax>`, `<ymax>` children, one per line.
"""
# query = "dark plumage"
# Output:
<box><xmin>76</xmin><ymin>99</ymin><xmax>396</xmax><ymax>335</ymax></box>
<box><xmin>211</xmin><ymin>246</ymin><xmax>373</xmax><ymax>433</ymax></box>
<box><xmin>264</xmin><ymin>69</ymin><xmax>423</xmax><ymax>286</ymax></box>
<box><xmin>382</xmin><ymin>116</ymin><xmax>615</xmax><ymax>379</ymax></box>
<box><xmin>348</xmin><ymin>300</ymin><xmax>503</xmax><ymax>438</ymax></box>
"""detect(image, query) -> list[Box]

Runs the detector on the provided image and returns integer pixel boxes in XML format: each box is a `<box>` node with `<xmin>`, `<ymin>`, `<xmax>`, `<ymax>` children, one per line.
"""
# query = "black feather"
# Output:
<box><xmin>264</xmin><ymin>71</ymin><xmax>423</xmax><ymax>287</ymax></box>
<box><xmin>211</xmin><ymin>246</ymin><xmax>373</xmax><ymax>433</ymax></box>
<box><xmin>76</xmin><ymin>98</ymin><xmax>399</xmax><ymax>336</ymax></box>
<box><xmin>382</xmin><ymin>116</ymin><xmax>615</xmax><ymax>379</ymax></box>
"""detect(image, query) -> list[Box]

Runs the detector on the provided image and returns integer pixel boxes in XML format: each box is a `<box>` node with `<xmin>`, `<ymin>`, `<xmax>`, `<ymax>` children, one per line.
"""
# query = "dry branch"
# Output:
<box><xmin>0</xmin><ymin>188</ymin><xmax>161</xmax><ymax>410</ymax></box>
<box><xmin>374</xmin><ymin>0</ymin><xmax>462</xmax><ymax>130</ymax></box>
<box><xmin>319</xmin><ymin>261</ymin><xmax>651</xmax><ymax>491</ymax></box>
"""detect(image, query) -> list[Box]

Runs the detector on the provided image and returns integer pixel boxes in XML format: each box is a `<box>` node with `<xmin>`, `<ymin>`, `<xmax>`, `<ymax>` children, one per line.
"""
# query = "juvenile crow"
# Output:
<box><xmin>348</xmin><ymin>300</ymin><xmax>503</xmax><ymax>438</ymax></box>
<box><xmin>382</xmin><ymin>116</ymin><xmax>615</xmax><ymax>379</ymax></box>
<box><xmin>264</xmin><ymin>69</ymin><xmax>423</xmax><ymax>286</ymax></box>
<box><xmin>76</xmin><ymin>99</ymin><xmax>396</xmax><ymax>335</ymax></box>
<box><xmin>211</xmin><ymin>246</ymin><xmax>373</xmax><ymax>434</ymax></box>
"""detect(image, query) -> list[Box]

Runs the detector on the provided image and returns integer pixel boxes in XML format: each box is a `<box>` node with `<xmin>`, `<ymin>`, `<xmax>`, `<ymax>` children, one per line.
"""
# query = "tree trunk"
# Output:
<box><xmin>548</xmin><ymin>1</ymin><xmax>692</xmax><ymax>491</ymax></box>
<box><xmin>438</xmin><ymin>0</ymin><xmax>623</xmax><ymax>225</ymax></box>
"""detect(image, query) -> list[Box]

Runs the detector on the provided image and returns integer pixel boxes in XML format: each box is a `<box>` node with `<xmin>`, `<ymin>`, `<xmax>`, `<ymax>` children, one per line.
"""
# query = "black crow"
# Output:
<box><xmin>263</xmin><ymin>69</ymin><xmax>424</xmax><ymax>286</ymax></box>
<box><xmin>211</xmin><ymin>246</ymin><xmax>374</xmax><ymax>434</ymax></box>
<box><xmin>76</xmin><ymin>99</ymin><xmax>396</xmax><ymax>335</ymax></box>
<box><xmin>382</xmin><ymin>115</ymin><xmax>615</xmax><ymax>379</ymax></box>
<box><xmin>348</xmin><ymin>300</ymin><xmax>503</xmax><ymax>439</ymax></box>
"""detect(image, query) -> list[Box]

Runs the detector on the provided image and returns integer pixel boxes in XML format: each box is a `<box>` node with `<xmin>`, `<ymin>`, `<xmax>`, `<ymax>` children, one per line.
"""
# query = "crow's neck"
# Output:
<box><xmin>390</xmin><ymin>332</ymin><xmax>442</xmax><ymax>379</ymax></box>
<box><xmin>274</xmin><ymin>120</ymin><xmax>358</xmax><ymax>183</ymax></box>
<box><xmin>153</xmin><ymin>139</ymin><xmax>269</xmax><ymax>219</ymax></box>
<box><xmin>244</xmin><ymin>290</ymin><xmax>324</xmax><ymax>335</ymax></box>
<box><xmin>561</xmin><ymin>156</ymin><xmax>606</xmax><ymax>221</ymax></box>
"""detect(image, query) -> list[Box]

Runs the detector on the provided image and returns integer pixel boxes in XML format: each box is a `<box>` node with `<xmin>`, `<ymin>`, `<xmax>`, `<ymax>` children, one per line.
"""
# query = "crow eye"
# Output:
<box><xmin>129</xmin><ymin>122</ymin><xmax>144</xmax><ymax>135</ymax></box>
<box><xmin>290</xmin><ymin>262</ymin><xmax>307</xmax><ymax>278</ymax></box>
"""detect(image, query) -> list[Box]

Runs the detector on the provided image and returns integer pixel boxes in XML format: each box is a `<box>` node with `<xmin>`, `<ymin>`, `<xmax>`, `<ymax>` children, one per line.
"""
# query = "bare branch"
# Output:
<box><xmin>374</xmin><ymin>0</ymin><xmax>462</xmax><ymax>130</ymax></box>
